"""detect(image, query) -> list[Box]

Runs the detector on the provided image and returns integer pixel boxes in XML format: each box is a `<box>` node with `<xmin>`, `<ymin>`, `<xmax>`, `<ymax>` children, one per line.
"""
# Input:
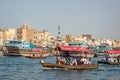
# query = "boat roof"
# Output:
<box><xmin>58</xmin><ymin>46</ymin><xmax>90</xmax><ymax>52</ymax></box>
<box><xmin>108</xmin><ymin>50</ymin><xmax>120</xmax><ymax>54</ymax></box>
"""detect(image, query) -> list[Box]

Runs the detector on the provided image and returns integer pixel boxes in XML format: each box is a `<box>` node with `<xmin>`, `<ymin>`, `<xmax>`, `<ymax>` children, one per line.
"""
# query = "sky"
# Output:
<box><xmin>0</xmin><ymin>0</ymin><xmax>120</xmax><ymax>40</ymax></box>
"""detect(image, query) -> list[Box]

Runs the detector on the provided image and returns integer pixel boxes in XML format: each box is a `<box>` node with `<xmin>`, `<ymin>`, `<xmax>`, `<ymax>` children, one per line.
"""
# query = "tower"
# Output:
<box><xmin>57</xmin><ymin>25</ymin><xmax>62</xmax><ymax>42</ymax></box>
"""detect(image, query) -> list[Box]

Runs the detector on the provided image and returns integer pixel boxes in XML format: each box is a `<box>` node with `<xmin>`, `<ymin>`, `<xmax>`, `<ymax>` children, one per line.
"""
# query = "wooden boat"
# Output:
<box><xmin>107</xmin><ymin>50</ymin><xmax>120</xmax><ymax>57</ymax></box>
<box><xmin>98</xmin><ymin>61</ymin><xmax>120</xmax><ymax>65</ymax></box>
<box><xmin>98</xmin><ymin>55</ymin><xmax>120</xmax><ymax>65</ymax></box>
<box><xmin>40</xmin><ymin>45</ymin><xmax>99</xmax><ymax>70</ymax></box>
<box><xmin>25</xmin><ymin>49</ymin><xmax>50</xmax><ymax>59</ymax></box>
<box><xmin>40</xmin><ymin>60</ymin><xmax>99</xmax><ymax>70</ymax></box>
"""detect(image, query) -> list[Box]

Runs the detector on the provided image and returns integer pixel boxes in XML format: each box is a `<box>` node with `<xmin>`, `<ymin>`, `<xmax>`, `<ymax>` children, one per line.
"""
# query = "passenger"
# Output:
<box><xmin>105</xmin><ymin>56</ymin><xmax>109</xmax><ymax>62</ymax></box>
<box><xmin>69</xmin><ymin>57</ymin><xmax>77</xmax><ymax>66</ymax></box>
<box><xmin>108</xmin><ymin>58</ymin><xmax>114</xmax><ymax>62</ymax></box>
<box><xmin>62</xmin><ymin>57</ymin><xmax>66</xmax><ymax>64</ymax></box>
<box><xmin>81</xmin><ymin>58</ymin><xmax>91</xmax><ymax>64</ymax></box>
<box><xmin>73</xmin><ymin>58</ymin><xmax>77</xmax><ymax>66</ymax></box>
<box><xmin>102</xmin><ymin>58</ymin><xmax>106</xmax><ymax>61</ymax></box>
<box><xmin>58</xmin><ymin>57</ymin><xmax>66</xmax><ymax>65</ymax></box>
<box><xmin>65</xmin><ymin>58</ymin><xmax>69</xmax><ymax>65</ymax></box>
<box><xmin>77</xmin><ymin>58</ymin><xmax>81</xmax><ymax>64</ymax></box>
<box><xmin>113</xmin><ymin>58</ymin><xmax>117</xmax><ymax>62</ymax></box>
<box><xmin>81</xmin><ymin>57</ymin><xmax>86</xmax><ymax>64</ymax></box>
<box><xmin>79</xmin><ymin>58</ymin><xmax>84</xmax><ymax>64</ymax></box>
<box><xmin>58</xmin><ymin>57</ymin><xmax>62</xmax><ymax>64</ymax></box>
<box><xmin>87</xmin><ymin>58</ymin><xmax>92</xmax><ymax>64</ymax></box>
<box><xmin>84</xmin><ymin>58</ymin><xmax>88</xmax><ymax>64</ymax></box>
<box><xmin>117</xmin><ymin>56</ymin><xmax>120</xmax><ymax>62</ymax></box>
<box><xmin>69</xmin><ymin>57</ymin><xmax>73</xmax><ymax>66</ymax></box>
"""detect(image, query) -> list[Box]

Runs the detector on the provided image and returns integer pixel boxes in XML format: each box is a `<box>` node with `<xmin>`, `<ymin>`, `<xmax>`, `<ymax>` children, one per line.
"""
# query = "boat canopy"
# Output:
<box><xmin>58</xmin><ymin>46</ymin><xmax>90</xmax><ymax>53</ymax></box>
<box><xmin>108</xmin><ymin>50</ymin><xmax>120</xmax><ymax>54</ymax></box>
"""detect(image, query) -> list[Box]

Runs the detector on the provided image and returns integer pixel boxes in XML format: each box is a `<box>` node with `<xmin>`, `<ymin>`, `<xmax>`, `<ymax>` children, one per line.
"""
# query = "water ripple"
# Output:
<box><xmin>0</xmin><ymin>56</ymin><xmax>120</xmax><ymax>80</ymax></box>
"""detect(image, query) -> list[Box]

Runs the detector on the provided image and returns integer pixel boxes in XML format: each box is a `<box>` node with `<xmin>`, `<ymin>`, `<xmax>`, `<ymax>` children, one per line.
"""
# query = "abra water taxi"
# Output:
<box><xmin>40</xmin><ymin>46</ymin><xmax>99</xmax><ymax>70</ymax></box>
<box><xmin>98</xmin><ymin>56</ymin><xmax>120</xmax><ymax>65</ymax></box>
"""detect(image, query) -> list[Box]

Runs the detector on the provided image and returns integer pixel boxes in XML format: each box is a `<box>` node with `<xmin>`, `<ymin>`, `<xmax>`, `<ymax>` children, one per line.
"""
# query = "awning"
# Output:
<box><xmin>58</xmin><ymin>46</ymin><xmax>89</xmax><ymax>53</ymax></box>
<box><xmin>108</xmin><ymin>50</ymin><xmax>120</xmax><ymax>54</ymax></box>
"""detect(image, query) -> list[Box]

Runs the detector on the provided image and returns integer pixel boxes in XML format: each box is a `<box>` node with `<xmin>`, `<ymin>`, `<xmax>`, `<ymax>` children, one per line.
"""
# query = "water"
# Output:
<box><xmin>0</xmin><ymin>56</ymin><xmax>120</xmax><ymax>80</ymax></box>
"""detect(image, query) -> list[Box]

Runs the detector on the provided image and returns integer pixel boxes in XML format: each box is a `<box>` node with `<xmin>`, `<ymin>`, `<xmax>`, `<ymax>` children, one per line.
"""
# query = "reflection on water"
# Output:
<box><xmin>0</xmin><ymin>56</ymin><xmax>120</xmax><ymax>80</ymax></box>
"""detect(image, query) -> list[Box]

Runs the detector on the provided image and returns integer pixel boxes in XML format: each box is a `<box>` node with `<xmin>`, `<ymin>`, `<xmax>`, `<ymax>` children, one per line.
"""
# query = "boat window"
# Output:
<box><xmin>18</xmin><ymin>42</ymin><xmax>22</xmax><ymax>44</ymax></box>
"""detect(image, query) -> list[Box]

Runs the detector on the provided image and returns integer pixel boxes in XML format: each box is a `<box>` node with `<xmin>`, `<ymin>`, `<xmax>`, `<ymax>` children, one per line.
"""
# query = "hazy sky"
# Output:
<box><xmin>0</xmin><ymin>0</ymin><xmax>120</xmax><ymax>40</ymax></box>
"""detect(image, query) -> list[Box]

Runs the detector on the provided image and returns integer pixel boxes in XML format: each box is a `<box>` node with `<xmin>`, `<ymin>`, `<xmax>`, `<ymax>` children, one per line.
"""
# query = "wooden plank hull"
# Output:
<box><xmin>98</xmin><ymin>61</ymin><xmax>120</xmax><ymax>65</ymax></box>
<box><xmin>40</xmin><ymin>60</ymin><xmax>99</xmax><ymax>70</ymax></box>
<box><xmin>25</xmin><ymin>53</ymin><xmax>50</xmax><ymax>59</ymax></box>
<box><xmin>25</xmin><ymin>56</ymin><xmax>46</xmax><ymax>59</ymax></box>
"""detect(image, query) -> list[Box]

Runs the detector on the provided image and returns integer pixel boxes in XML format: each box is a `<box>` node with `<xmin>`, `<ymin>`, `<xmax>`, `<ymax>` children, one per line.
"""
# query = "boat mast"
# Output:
<box><xmin>56</xmin><ymin>25</ymin><xmax>61</xmax><ymax>64</ymax></box>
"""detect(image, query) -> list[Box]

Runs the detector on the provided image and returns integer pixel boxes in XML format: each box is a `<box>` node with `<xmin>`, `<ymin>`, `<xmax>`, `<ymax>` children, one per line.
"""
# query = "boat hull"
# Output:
<box><xmin>40</xmin><ymin>61</ymin><xmax>99</xmax><ymax>70</ymax></box>
<box><xmin>98</xmin><ymin>61</ymin><xmax>120</xmax><ymax>65</ymax></box>
<box><xmin>4</xmin><ymin>46</ymin><xmax>21</xmax><ymax>56</ymax></box>
<box><xmin>4</xmin><ymin>46</ymin><xmax>50</xmax><ymax>58</ymax></box>
<box><xmin>25</xmin><ymin>53</ymin><xmax>50</xmax><ymax>59</ymax></box>
<box><xmin>25</xmin><ymin>56</ymin><xmax>46</xmax><ymax>59</ymax></box>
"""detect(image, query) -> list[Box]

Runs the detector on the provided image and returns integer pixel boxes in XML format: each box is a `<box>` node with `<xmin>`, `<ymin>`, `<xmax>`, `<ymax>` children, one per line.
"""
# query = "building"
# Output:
<box><xmin>4</xmin><ymin>27</ymin><xmax>16</xmax><ymax>41</ymax></box>
<box><xmin>17</xmin><ymin>24</ymin><xmax>31</xmax><ymax>41</ymax></box>
<box><xmin>0</xmin><ymin>28</ymin><xmax>4</xmax><ymax>47</ymax></box>
<box><xmin>65</xmin><ymin>34</ymin><xmax>72</xmax><ymax>43</ymax></box>
<box><xmin>17</xmin><ymin>24</ymin><xmax>54</xmax><ymax>47</ymax></box>
<box><xmin>82</xmin><ymin>34</ymin><xmax>92</xmax><ymax>40</ymax></box>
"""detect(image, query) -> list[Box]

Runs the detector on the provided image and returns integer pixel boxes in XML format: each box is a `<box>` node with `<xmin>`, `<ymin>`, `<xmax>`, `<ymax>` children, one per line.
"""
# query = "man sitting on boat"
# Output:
<box><xmin>58</xmin><ymin>57</ymin><xmax>78</xmax><ymax>66</ymax></box>
<box><xmin>58</xmin><ymin>57</ymin><xmax>66</xmax><ymax>65</ymax></box>
<box><xmin>117</xmin><ymin>56</ymin><xmax>120</xmax><ymax>62</ymax></box>
<box><xmin>81</xmin><ymin>57</ymin><xmax>92</xmax><ymax>64</ymax></box>
<box><xmin>58</xmin><ymin>56</ymin><xmax>92</xmax><ymax>66</ymax></box>
<box><xmin>101</xmin><ymin>56</ymin><xmax>118</xmax><ymax>63</ymax></box>
<box><xmin>69</xmin><ymin>58</ymin><xmax>77</xmax><ymax>66</ymax></box>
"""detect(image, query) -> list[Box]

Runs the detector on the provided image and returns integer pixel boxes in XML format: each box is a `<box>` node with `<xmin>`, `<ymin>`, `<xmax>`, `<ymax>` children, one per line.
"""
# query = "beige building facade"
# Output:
<box><xmin>4</xmin><ymin>27</ymin><xmax>16</xmax><ymax>41</ymax></box>
<box><xmin>17</xmin><ymin>24</ymin><xmax>54</xmax><ymax>47</ymax></box>
<box><xmin>0</xmin><ymin>28</ymin><xmax>4</xmax><ymax>47</ymax></box>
